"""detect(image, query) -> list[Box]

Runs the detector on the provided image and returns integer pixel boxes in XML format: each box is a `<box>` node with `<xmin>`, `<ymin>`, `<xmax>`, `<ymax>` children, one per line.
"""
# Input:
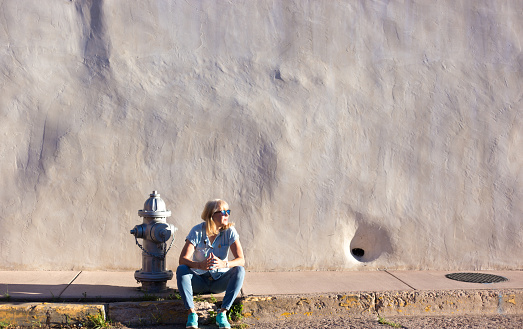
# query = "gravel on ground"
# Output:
<box><xmin>100</xmin><ymin>314</ymin><xmax>523</xmax><ymax>329</ymax></box>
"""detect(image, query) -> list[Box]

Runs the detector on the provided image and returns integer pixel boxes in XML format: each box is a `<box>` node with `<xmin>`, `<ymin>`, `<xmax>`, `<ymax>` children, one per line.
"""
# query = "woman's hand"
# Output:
<box><xmin>206</xmin><ymin>253</ymin><xmax>226</xmax><ymax>270</ymax></box>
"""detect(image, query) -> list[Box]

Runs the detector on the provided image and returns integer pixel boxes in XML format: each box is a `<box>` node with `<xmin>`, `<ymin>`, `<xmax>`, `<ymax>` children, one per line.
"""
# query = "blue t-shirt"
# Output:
<box><xmin>186</xmin><ymin>222</ymin><xmax>239</xmax><ymax>279</ymax></box>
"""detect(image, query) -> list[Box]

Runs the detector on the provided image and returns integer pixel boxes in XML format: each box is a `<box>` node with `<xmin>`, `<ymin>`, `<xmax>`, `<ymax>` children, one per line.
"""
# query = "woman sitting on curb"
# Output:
<box><xmin>176</xmin><ymin>199</ymin><xmax>245</xmax><ymax>329</ymax></box>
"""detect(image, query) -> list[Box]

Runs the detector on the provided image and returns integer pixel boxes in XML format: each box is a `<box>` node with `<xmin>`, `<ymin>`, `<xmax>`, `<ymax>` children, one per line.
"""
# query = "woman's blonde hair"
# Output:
<box><xmin>201</xmin><ymin>199</ymin><xmax>234</xmax><ymax>237</ymax></box>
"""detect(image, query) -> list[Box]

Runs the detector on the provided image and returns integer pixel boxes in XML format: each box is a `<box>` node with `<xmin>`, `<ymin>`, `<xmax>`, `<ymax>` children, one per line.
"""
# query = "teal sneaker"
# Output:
<box><xmin>186</xmin><ymin>312</ymin><xmax>198</xmax><ymax>329</ymax></box>
<box><xmin>216</xmin><ymin>311</ymin><xmax>231</xmax><ymax>329</ymax></box>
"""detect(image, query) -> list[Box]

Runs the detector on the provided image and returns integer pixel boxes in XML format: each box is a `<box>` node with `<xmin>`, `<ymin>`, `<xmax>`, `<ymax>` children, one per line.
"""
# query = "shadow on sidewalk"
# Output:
<box><xmin>0</xmin><ymin>283</ymin><xmax>180</xmax><ymax>302</ymax></box>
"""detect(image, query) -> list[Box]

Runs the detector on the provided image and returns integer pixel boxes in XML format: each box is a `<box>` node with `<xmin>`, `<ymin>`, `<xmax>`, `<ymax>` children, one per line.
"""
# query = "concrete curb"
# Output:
<box><xmin>0</xmin><ymin>303</ymin><xmax>105</xmax><ymax>327</ymax></box>
<box><xmin>107</xmin><ymin>300</ymin><xmax>216</xmax><ymax>327</ymax></box>
<box><xmin>1</xmin><ymin>289</ymin><xmax>522</xmax><ymax>327</ymax></box>
<box><xmin>241</xmin><ymin>289</ymin><xmax>523</xmax><ymax>324</ymax></box>
<box><xmin>0</xmin><ymin>298</ymin><xmax>224</xmax><ymax>327</ymax></box>
<box><xmin>375</xmin><ymin>289</ymin><xmax>522</xmax><ymax>317</ymax></box>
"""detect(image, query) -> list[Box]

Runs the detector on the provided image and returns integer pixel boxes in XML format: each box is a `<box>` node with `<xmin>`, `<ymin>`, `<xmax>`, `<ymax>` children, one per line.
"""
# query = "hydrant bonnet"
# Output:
<box><xmin>138</xmin><ymin>191</ymin><xmax>172</xmax><ymax>218</ymax></box>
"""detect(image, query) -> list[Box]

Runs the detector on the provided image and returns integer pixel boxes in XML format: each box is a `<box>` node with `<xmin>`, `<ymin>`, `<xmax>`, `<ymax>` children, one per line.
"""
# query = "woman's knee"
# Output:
<box><xmin>232</xmin><ymin>266</ymin><xmax>245</xmax><ymax>279</ymax></box>
<box><xmin>176</xmin><ymin>264</ymin><xmax>191</xmax><ymax>276</ymax></box>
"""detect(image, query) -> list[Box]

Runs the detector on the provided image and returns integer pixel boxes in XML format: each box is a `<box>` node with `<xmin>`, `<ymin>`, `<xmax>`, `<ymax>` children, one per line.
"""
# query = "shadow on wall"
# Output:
<box><xmin>349</xmin><ymin>220</ymin><xmax>393</xmax><ymax>263</ymax></box>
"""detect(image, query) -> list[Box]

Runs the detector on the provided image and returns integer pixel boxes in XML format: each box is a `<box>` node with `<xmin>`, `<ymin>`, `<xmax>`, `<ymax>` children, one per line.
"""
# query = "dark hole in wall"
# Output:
<box><xmin>349</xmin><ymin>218</ymin><xmax>393</xmax><ymax>262</ymax></box>
<box><xmin>351</xmin><ymin>248</ymin><xmax>365</xmax><ymax>257</ymax></box>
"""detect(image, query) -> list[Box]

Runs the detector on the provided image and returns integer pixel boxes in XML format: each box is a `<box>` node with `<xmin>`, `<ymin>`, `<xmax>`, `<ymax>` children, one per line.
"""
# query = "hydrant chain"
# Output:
<box><xmin>133</xmin><ymin>234</ymin><xmax>175</xmax><ymax>260</ymax></box>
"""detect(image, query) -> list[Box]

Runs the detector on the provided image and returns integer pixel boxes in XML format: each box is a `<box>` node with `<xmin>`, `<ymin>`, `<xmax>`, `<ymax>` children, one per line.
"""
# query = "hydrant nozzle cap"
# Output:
<box><xmin>138</xmin><ymin>190</ymin><xmax>172</xmax><ymax>218</ymax></box>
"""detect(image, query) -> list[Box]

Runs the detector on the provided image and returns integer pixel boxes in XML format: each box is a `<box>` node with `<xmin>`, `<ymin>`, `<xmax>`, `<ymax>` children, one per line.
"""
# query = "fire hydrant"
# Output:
<box><xmin>130</xmin><ymin>191</ymin><xmax>177</xmax><ymax>292</ymax></box>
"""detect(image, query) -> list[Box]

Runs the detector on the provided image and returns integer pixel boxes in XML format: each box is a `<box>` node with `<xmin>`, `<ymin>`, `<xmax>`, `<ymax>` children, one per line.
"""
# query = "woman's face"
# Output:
<box><xmin>211</xmin><ymin>204</ymin><xmax>230</xmax><ymax>231</ymax></box>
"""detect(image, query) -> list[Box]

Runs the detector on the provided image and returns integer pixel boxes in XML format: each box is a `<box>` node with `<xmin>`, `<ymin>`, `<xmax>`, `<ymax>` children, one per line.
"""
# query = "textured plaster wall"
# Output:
<box><xmin>0</xmin><ymin>0</ymin><xmax>522</xmax><ymax>271</ymax></box>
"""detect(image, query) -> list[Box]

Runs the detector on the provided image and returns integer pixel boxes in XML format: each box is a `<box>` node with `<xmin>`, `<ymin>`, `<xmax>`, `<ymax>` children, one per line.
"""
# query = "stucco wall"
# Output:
<box><xmin>0</xmin><ymin>0</ymin><xmax>522</xmax><ymax>271</ymax></box>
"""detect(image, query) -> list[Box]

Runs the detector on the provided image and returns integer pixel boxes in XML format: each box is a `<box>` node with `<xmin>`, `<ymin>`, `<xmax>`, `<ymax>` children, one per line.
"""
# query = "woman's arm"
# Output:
<box><xmin>179</xmin><ymin>239</ymin><xmax>210</xmax><ymax>270</ymax></box>
<box><xmin>210</xmin><ymin>238</ymin><xmax>245</xmax><ymax>269</ymax></box>
<box><xmin>228</xmin><ymin>238</ymin><xmax>245</xmax><ymax>267</ymax></box>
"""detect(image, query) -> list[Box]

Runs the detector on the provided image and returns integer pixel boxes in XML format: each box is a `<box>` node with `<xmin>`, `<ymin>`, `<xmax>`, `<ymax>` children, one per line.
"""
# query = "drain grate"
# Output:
<box><xmin>445</xmin><ymin>272</ymin><xmax>508</xmax><ymax>284</ymax></box>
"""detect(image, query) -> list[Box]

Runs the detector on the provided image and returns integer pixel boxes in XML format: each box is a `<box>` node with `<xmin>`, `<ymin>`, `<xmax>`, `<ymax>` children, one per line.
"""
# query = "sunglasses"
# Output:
<box><xmin>214</xmin><ymin>209</ymin><xmax>231</xmax><ymax>216</ymax></box>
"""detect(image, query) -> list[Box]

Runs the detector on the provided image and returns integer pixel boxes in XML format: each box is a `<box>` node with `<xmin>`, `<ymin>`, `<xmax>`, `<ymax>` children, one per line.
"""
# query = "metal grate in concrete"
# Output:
<box><xmin>445</xmin><ymin>272</ymin><xmax>508</xmax><ymax>283</ymax></box>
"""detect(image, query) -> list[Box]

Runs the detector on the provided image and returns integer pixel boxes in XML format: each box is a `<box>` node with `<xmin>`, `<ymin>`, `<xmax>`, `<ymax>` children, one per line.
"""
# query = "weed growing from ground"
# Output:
<box><xmin>2</xmin><ymin>285</ymin><xmax>11</xmax><ymax>301</ymax></box>
<box><xmin>378</xmin><ymin>315</ymin><xmax>402</xmax><ymax>328</ymax></box>
<box><xmin>168</xmin><ymin>292</ymin><xmax>182</xmax><ymax>300</ymax></box>
<box><xmin>85</xmin><ymin>311</ymin><xmax>110</xmax><ymax>328</ymax></box>
<box><xmin>193</xmin><ymin>294</ymin><xmax>204</xmax><ymax>302</ymax></box>
<box><xmin>208</xmin><ymin>310</ymin><xmax>217</xmax><ymax>323</ymax></box>
<box><xmin>232</xmin><ymin>324</ymin><xmax>249</xmax><ymax>329</ymax></box>
<box><xmin>139</xmin><ymin>292</ymin><xmax>161</xmax><ymax>301</ymax></box>
<box><xmin>229</xmin><ymin>303</ymin><xmax>244</xmax><ymax>322</ymax></box>
<box><xmin>0</xmin><ymin>321</ymin><xmax>12</xmax><ymax>329</ymax></box>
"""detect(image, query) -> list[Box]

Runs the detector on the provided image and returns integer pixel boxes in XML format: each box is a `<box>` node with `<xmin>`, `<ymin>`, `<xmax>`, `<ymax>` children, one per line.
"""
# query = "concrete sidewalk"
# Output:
<box><xmin>1</xmin><ymin>269</ymin><xmax>523</xmax><ymax>326</ymax></box>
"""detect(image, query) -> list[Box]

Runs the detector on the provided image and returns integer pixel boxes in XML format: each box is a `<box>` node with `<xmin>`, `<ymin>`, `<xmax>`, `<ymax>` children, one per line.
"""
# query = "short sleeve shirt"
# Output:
<box><xmin>186</xmin><ymin>222</ymin><xmax>239</xmax><ymax>280</ymax></box>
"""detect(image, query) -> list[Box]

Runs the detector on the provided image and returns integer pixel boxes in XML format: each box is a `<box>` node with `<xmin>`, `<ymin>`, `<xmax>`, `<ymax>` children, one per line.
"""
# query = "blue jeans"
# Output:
<box><xmin>176</xmin><ymin>265</ymin><xmax>245</xmax><ymax>310</ymax></box>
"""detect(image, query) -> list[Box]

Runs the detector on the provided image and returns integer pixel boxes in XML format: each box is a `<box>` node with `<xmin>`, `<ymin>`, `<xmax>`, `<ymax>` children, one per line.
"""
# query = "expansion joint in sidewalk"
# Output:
<box><xmin>382</xmin><ymin>270</ymin><xmax>416</xmax><ymax>290</ymax></box>
<box><xmin>58</xmin><ymin>271</ymin><xmax>82</xmax><ymax>298</ymax></box>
